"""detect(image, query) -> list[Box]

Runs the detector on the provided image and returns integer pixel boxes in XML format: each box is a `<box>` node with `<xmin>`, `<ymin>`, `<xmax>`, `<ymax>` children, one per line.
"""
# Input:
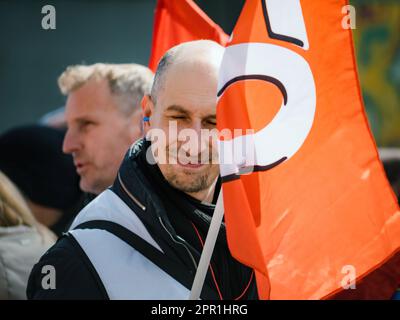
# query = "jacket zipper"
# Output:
<box><xmin>157</xmin><ymin>216</ymin><xmax>198</xmax><ymax>270</ymax></box>
<box><xmin>118</xmin><ymin>172</ymin><xmax>198</xmax><ymax>272</ymax></box>
<box><xmin>118</xmin><ymin>173</ymin><xmax>146</xmax><ymax>211</ymax></box>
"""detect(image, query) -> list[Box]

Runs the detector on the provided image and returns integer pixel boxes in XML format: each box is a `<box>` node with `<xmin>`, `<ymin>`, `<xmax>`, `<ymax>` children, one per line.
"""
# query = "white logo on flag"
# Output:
<box><xmin>218</xmin><ymin>0</ymin><xmax>316</xmax><ymax>181</ymax></box>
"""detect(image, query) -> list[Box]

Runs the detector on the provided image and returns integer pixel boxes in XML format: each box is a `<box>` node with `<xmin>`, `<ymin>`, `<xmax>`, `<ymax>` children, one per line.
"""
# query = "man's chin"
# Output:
<box><xmin>79</xmin><ymin>178</ymin><xmax>100</xmax><ymax>195</ymax></box>
<box><xmin>170</xmin><ymin>179</ymin><xmax>205</xmax><ymax>194</ymax></box>
<box><xmin>169</xmin><ymin>170</ymin><xmax>215</xmax><ymax>193</ymax></box>
<box><xmin>79</xmin><ymin>179</ymin><xmax>91</xmax><ymax>194</ymax></box>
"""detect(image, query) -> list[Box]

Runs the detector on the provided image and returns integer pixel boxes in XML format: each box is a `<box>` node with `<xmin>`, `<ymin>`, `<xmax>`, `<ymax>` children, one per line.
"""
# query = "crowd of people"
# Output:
<box><xmin>0</xmin><ymin>40</ymin><xmax>399</xmax><ymax>300</ymax></box>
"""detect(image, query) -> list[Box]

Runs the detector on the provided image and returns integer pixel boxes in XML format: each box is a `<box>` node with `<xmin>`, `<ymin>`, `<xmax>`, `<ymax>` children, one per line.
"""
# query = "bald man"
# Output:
<box><xmin>27</xmin><ymin>41</ymin><xmax>258</xmax><ymax>300</ymax></box>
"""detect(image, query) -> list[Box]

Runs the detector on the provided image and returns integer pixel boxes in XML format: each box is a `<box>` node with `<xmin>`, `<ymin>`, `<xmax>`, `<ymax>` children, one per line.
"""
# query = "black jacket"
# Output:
<box><xmin>27</xmin><ymin>139</ymin><xmax>258</xmax><ymax>300</ymax></box>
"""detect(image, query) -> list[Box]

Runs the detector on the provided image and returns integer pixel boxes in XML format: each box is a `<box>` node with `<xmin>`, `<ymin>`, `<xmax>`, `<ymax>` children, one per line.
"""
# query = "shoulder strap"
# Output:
<box><xmin>73</xmin><ymin>220</ymin><xmax>217</xmax><ymax>300</ymax></box>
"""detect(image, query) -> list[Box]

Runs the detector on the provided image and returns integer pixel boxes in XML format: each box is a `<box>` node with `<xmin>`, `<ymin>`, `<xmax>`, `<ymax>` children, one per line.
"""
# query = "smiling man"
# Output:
<box><xmin>143</xmin><ymin>41</ymin><xmax>221</xmax><ymax>204</ymax></box>
<box><xmin>27</xmin><ymin>41</ymin><xmax>258</xmax><ymax>300</ymax></box>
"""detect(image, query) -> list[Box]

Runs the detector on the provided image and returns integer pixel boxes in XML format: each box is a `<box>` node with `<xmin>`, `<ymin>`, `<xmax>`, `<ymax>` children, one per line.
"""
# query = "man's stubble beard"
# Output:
<box><xmin>163</xmin><ymin>164</ymin><xmax>218</xmax><ymax>194</ymax></box>
<box><xmin>153</xmin><ymin>142</ymin><xmax>220</xmax><ymax>194</ymax></box>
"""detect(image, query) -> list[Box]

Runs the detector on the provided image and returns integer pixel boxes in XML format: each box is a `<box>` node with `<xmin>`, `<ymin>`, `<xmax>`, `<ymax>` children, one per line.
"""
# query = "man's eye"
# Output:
<box><xmin>170</xmin><ymin>115</ymin><xmax>187</xmax><ymax>120</ymax></box>
<box><xmin>80</xmin><ymin>121</ymin><xmax>95</xmax><ymax>130</ymax></box>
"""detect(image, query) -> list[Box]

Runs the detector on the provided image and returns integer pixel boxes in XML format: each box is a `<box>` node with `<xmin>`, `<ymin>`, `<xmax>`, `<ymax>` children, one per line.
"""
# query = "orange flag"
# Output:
<box><xmin>148</xmin><ymin>0</ymin><xmax>229</xmax><ymax>71</ymax></box>
<box><xmin>217</xmin><ymin>0</ymin><xmax>400</xmax><ymax>299</ymax></box>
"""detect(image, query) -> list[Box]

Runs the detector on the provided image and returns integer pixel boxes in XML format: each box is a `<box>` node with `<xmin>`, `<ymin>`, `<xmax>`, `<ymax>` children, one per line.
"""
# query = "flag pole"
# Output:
<box><xmin>189</xmin><ymin>191</ymin><xmax>224</xmax><ymax>300</ymax></box>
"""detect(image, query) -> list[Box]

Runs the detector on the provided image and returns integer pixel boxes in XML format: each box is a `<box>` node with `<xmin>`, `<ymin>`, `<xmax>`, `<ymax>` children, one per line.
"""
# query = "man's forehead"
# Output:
<box><xmin>65</xmin><ymin>79</ymin><xmax>115</xmax><ymax>118</ymax></box>
<box><xmin>65</xmin><ymin>94</ymin><xmax>97</xmax><ymax>119</ymax></box>
<box><xmin>71</xmin><ymin>77</ymin><xmax>110</xmax><ymax>99</ymax></box>
<box><xmin>159</xmin><ymin>65</ymin><xmax>218</xmax><ymax>111</ymax></box>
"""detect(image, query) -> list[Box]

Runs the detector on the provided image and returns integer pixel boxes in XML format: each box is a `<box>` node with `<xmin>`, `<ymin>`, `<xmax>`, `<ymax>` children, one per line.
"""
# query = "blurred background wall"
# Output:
<box><xmin>0</xmin><ymin>0</ymin><xmax>399</xmax><ymax>147</ymax></box>
<box><xmin>352</xmin><ymin>0</ymin><xmax>400</xmax><ymax>147</ymax></box>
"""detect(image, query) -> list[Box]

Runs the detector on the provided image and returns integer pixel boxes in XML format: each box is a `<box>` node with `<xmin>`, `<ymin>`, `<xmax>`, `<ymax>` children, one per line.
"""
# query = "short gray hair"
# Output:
<box><xmin>150</xmin><ymin>51</ymin><xmax>173</xmax><ymax>105</ymax></box>
<box><xmin>58</xmin><ymin>63</ymin><xmax>154</xmax><ymax>114</ymax></box>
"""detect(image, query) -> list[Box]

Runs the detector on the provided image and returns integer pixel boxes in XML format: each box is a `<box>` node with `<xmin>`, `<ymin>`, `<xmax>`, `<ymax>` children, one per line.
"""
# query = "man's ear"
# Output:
<box><xmin>141</xmin><ymin>95</ymin><xmax>154</xmax><ymax>134</ymax></box>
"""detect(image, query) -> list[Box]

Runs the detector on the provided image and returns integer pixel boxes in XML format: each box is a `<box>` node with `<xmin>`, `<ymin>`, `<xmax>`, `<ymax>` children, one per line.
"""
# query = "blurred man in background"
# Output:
<box><xmin>60</xmin><ymin>63</ymin><xmax>154</xmax><ymax>195</ymax></box>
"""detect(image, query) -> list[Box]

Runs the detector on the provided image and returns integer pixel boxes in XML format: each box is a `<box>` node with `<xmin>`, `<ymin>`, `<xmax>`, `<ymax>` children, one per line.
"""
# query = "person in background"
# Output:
<box><xmin>0</xmin><ymin>171</ymin><xmax>55</xmax><ymax>299</ymax></box>
<box><xmin>0</xmin><ymin>125</ymin><xmax>83</xmax><ymax>237</ymax></box>
<box><xmin>60</xmin><ymin>63</ymin><xmax>154</xmax><ymax>195</ymax></box>
<box><xmin>40</xmin><ymin>106</ymin><xmax>67</xmax><ymax>129</ymax></box>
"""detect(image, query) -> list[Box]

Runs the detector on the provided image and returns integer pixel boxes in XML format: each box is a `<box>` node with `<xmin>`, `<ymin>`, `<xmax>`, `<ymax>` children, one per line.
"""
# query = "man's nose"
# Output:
<box><xmin>185</xmin><ymin>121</ymin><xmax>209</xmax><ymax>157</ymax></box>
<box><xmin>63</xmin><ymin>128</ymin><xmax>81</xmax><ymax>154</ymax></box>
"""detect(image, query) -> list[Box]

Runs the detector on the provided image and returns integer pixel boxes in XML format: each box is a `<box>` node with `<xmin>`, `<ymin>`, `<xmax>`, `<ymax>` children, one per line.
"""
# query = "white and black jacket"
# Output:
<box><xmin>27</xmin><ymin>139</ymin><xmax>258</xmax><ymax>300</ymax></box>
